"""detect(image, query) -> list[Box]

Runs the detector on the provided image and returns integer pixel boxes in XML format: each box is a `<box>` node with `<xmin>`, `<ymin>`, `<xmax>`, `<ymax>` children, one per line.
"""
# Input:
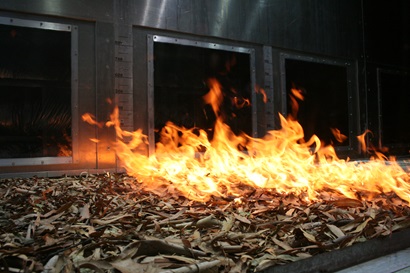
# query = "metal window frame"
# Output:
<box><xmin>147</xmin><ymin>34</ymin><xmax>256</xmax><ymax>156</ymax></box>
<box><xmin>279</xmin><ymin>52</ymin><xmax>356</xmax><ymax>151</ymax></box>
<box><xmin>0</xmin><ymin>17</ymin><xmax>78</xmax><ymax>166</ymax></box>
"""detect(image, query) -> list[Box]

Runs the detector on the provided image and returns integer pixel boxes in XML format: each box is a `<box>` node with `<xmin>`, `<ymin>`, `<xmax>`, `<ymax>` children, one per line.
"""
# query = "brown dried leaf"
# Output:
<box><xmin>221</xmin><ymin>215</ymin><xmax>235</xmax><ymax>232</ymax></box>
<box><xmin>285</xmin><ymin>208</ymin><xmax>295</xmax><ymax>217</ymax></box>
<box><xmin>272</xmin><ymin>236</ymin><xmax>293</xmax><ymax>251</ymax></box>
<box><xmin>160</xmin><ymin>259</ymin><xmax>221</xmax><ymax>273</ymax></box>
<box><xmin>340</xmin><ymin>222</ymin><xmax>358</xmax><ymax>233</ymax></box>
<box><xmin>321</xmin><ymin>211</ymin><xmax>336</xmax><ymax>222</ymax></box>
<box><xmin>90</xmin><ymin>214</ymin><xmax>133</xmax><ymax>225</ymax></box>
<box><xmin>42</xmin><ymin>234</ymin><xmax>60</xmax><ymax>246</ymax></box>
<box><xmin>162</xmin><ymin>254</ymin><xmax>196</xmax><ymax>264</ymax></box>
<box><xmin>40</xmin><ymin>211</ymin><xmax>66</xmax><ymax>226</ymax></box>
<box><xmin>352</xmin><ymin>218</ymin><xmax>371</xmax><ymax>233</ymax></box>
<box><xmin>326</xmin><ymin>224</ymin><xmax>345</xmax><ymax>239</ymax></box>
<box><xmin>254</xmin><ymin>259</ymin><xmax>278</xmax><ymax>272</ymax></box>
<box><xmin>392</xmin><ymin>219</ymin><xmax>410</xmax><ymax>231</ymax></box>
<box><xmin>233</xmin><ymin>212</ymin><xmax>251</xmax><ymax>225</ymax></box>
<box><xmin>331</xmin><ymin>198</ymin><xmax>363</xmax><ymax>208</ymax></box>
<box><xmin>196</xmin><ymin>214</ymin><xmax>221</xmax><ymax>228</ymax></box>
<box><xmin>78</xmin><ymin>261</ymin><xmax>113</xmax><ymax>272</ymax></box>
<box><xmin>301</xmin><ymin>228</ymin><xmax>317</xmax><ymax>243</ymax></box>
<box><xmin>1</xmin><ymin>174</ymin><xmax>410</xmax><ymax>273</ymax></box>
<box><xmin>79</xmin><ymin>203</ymin><xmax>90</xmax><ymax>221</ymax></box>
<box><xmin>111</xmin><ymin>258</ymin><xmax>154</xmax><ymax>273</ymax></box>
<box><xmin>46</xmin><ymin>255</ymin><xmax>74</xmax><ymax>273</ymax></box>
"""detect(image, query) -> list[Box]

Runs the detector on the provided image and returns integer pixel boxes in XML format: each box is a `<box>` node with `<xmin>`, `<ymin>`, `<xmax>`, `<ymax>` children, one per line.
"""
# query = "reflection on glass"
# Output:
<box><xmin>0</xmin><ymin>24</ymin><xmax>71</xmax><ymax>158</ymax></box>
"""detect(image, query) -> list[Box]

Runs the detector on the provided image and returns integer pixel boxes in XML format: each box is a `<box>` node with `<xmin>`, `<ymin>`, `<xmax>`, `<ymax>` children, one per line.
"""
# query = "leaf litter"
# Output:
<box><xmin>0</xmin><ymin>173</ymin><xmax>409</xmax><ymax>272</ymax></box>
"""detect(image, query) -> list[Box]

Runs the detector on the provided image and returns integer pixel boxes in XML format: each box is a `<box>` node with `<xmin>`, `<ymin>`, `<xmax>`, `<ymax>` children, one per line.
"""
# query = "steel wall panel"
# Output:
<box><xmin>95</xmin><ymin>21</ymin><xmax>116</xmax><ymax>169</ymax></box>
<box><xmin>131</xmin><ymin>0</ymin><xmax>361</xmax><ymax>59</ymax></box>
<box><xmin>0</xmin><ymin>0</ymin><xmax>364</xmax><ymax>59</ymax></box>
<box><xmin>0</xmin><ymin>0</ymin><xmax>114</xmax><ymax>22</ymax></box>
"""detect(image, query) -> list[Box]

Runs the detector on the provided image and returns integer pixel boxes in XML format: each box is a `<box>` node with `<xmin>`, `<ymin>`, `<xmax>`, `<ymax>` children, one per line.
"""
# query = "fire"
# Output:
<box><xmin>82</xmin><ymin>113</ymin><xmax>103</xmax><ymax>128</ymax></box>
<box><xmin>85</xmin><ymin>79</ymin><xmax>410</xmax><ymax>203</ymax></box>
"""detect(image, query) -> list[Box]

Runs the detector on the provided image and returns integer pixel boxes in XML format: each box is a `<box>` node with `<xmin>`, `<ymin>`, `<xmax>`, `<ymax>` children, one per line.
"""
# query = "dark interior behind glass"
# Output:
<box><xmin>154</xmin><ymin>42</ymin><xmax>251</xmax><ymax>143</ymax></box>
<box><xmin>0</xmin><ymin>24</ymin><xmax>71</xmax><ymax>158</ymax></box>
<box><xmin>285</xmin><ymin>59</ymin><xmax>349</xmax><ymax>147</ymax></box>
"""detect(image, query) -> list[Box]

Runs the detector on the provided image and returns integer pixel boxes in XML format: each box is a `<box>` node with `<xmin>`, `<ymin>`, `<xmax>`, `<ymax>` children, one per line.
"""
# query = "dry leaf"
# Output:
<box><xmin>326</xmin><ymin>224</ymin><xmax>345</xmax><ymax>239</ymax></box>
<box><xmin>233</xmin><ymin>212</ymin><xmax>251</xmax><ymax>225</ymax></box>
<box><xmin>196</xmin><ymin>215</ymin><xmax>221</xmax><ymax>228</ymax></box>
<box><xmin>331</xmin><ymin>198</ymin><xmax>363</xmax><ymax>208</ymax></box>
<box><xmin>90</xmin><ymin>214</ymin><xmax>133</xmax><ymax>225</ymax></box>
<box><xmin>301</xmin><ymin>229</ymin><xmax>317</xmax><ymax>243</ymax></box>
<box><xmin>352</xmin><ymin>218</ymin><xmax>371</xmax><ymax>233</ymax></box>
<box><xmin>221</xmin><ymin>215</ymin><xmax>235</xmax><ymax>232</ymax></box>
<box><xmin>79</xmin><ymin>203</ymin><xmax>90</xmax><ymax>221</ymax></box>
<box><xmin>111</xmin><ymin>258</ymin><xmax>149</xmax><ymax>273</ymax></box>
<box><xmin>1</xmin><ymin>174</ymin><xmax>409</xmax><ymax>273</ymax></box>
<box><xmin>272</xmin><ymin>236</ymin><xmax>293</xmax><ymax>251</ymax></box>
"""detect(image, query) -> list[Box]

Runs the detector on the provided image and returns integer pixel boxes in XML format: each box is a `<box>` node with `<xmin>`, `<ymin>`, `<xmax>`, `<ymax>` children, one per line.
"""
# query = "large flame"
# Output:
<box><xmin>83</xmin><ymin>79</ymin><xmax>410</xmax><ymax>203</ymax></box>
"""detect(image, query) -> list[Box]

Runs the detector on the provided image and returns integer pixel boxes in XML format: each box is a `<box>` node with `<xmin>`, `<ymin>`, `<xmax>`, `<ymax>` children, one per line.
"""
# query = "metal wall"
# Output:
<box><xmin>0</xmin><ymin>0</ymin><xmax>407</xmax><ymax>175</ymax></box>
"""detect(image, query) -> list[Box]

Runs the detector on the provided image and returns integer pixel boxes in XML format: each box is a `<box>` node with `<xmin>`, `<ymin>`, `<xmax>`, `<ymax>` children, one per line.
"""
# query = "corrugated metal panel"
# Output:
<box><xmin>0</xmin><ymin>0</ymin><xmax>114</xmax><ymax>22</ymax></box>
<box><xmin>131</xmin><ymin>0</ymin><xmax>361</xmax><ymax>59</ymax></box>
<box><xmin>0</xmin><ymin>0</ymin><xmax>362</xmax><ymax>58</ymax></box>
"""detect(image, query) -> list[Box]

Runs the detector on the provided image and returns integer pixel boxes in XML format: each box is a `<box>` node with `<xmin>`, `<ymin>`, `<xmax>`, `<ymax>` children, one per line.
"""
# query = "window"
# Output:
<box><xmin>0</xmin><ymin>17</ymin><xmax>77</xmax><ymax>166</ymax></box>
<box><xmin>147</xmin><ymin>35</ymin><xmax>256</xmax><ymax>154</ymax></box>
<box><xmin>282</xmin><ymin>55</ymin><xmax>352</xmax><ymax>149</ymax></box>
<box><xmin>378</xmin><ymin>69</ymin><xmax>410</xmax><ymax>155</ymax></box>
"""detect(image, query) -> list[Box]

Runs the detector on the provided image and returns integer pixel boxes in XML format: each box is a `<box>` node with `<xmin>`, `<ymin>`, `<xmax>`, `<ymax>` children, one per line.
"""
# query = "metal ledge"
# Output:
<box><xmin>337</xmin><ymin>247</ymin><xmax>410</xmax><ymax>273</ymax></box>
<box><xmin>262</xmin><ymin>228</ymin><xmax>410</xmax><ymax>273</ymax></box>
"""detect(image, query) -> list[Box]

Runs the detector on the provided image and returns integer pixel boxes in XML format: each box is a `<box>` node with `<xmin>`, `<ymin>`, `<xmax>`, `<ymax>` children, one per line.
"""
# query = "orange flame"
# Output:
<box><xmin>289</xmin><ymin>85</ymin><xmax>304</xmax><ymax>120</ymax></box>
<box><xmin>357</xmin><ymin>130</ymin><xmax>389</xmax><ymax>160</ymax></box>
<box><xmin>255</xmin><ymin>85</ymin><xmax>268</xmax><ymax>103</ymax></box>
<box><xmin>81</xmin><ymin>113</ymin><xmax>103</xmax><ymax>128</ymax></box>
<box><xmin>330</xmin><ymin>128</ymin><xmax>348</xmax><ymax>143</ymax></box>
<box><xmin>203</xmin><ymin>78</ymin><xmax>224</xmax><ymax>118</ymax></box>
<box><xmin>84</xmin><ymin>79</ymin><xmax>410</xmax><ymax>203</ymax></box>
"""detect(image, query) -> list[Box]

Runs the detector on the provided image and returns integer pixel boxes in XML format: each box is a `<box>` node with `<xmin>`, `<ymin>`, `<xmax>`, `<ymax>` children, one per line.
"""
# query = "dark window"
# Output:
<box><xmin>379</xmin><ymin>71</ymin><xmax>410</xmax><ymax>151</ymax></box>
<box><xmin>285</xmin><ymin>59</ymin><xmax>349</xmax><ymax>147</ymax></box>
<box><xmin>153</xmin><ymin>42</ymin><xmax>251</xmax><ymax>143</ymax></box>
<box><xmin>0</xmin><ymin>23</ymin><xmax>71</xmax><ymax>158</ymax></box>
